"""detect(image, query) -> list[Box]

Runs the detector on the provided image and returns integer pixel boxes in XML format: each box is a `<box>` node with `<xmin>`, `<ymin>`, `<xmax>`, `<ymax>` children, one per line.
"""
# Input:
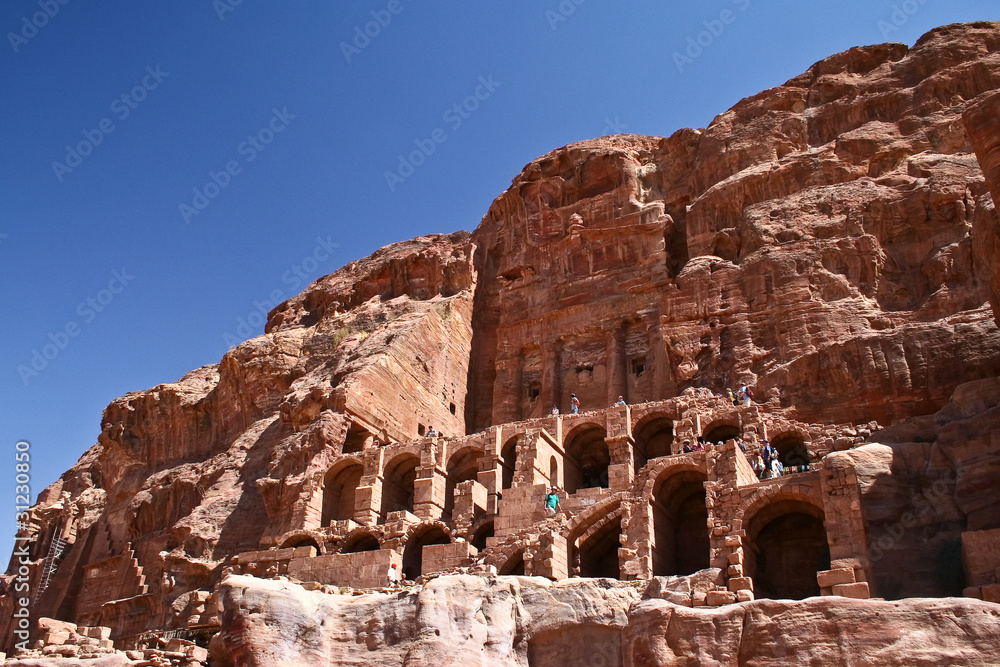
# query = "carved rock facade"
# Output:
<box><xmin>4</xmin><ymin>21</ymin><xmax>1000</xmax><ymax>666</ymax></box>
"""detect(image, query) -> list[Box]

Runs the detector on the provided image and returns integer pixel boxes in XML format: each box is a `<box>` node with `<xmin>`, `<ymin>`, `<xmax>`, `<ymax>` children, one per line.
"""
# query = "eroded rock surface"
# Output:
<box><xmin>212</xmin><ymin>574</ymin><xmax>1000</xmax><ymax>667</ymax></box>
<box><xmin>626</xmin><ymin>594</ymin><xmax>1000</xmax><ymax>666</ymax></box>
<box><xmin>216</xmin><ymin>574</ymin><xmax>639</xmax><ymax>667</ymax></box>
<box><xmin>3</xmin><ymin>20</ymin><xmax>1000</xmax><ymax>667</ymax></box>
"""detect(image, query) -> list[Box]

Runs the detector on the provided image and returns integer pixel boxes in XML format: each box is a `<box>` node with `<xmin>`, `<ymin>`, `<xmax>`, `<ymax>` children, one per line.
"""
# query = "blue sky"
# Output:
<box><xmin>2</xmin><ymin>1</ymin><xmax>997</xmax><ymax>547</ymax></box>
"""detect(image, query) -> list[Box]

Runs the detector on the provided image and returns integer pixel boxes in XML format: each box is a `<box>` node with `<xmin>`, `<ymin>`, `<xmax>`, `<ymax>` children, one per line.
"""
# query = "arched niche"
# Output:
<box><xmin>322</xmin><ymin>461</ymin><xmax>364</xmax><ymax>526</ymax></box>
<box><xmin>380</xmin><ymin>454</ymin><xmax>420</xmax><ymax>521</ymax></box>
<box><xmin>564</xmin><ymin>424</ymin><xmax>609</xmax><ymax>494</ymax></box>
<box><xmin>744</xmin><ymin>499</ymin><xmax>830</xmax><ymax>600</ymax></box>
<box><xmin>651</xmin><ymin>469</ymin><xmax>710</xmax><ymax>576</ymax></box>
<box><xmin>401</xmin><ymin>525</ymin><xmax>451</xmax><ymax>581</ymax></box>
<box><xmin>633</xmin><ymin>415</ymin><xmax>675</xmax><ymax>471</ymax></box>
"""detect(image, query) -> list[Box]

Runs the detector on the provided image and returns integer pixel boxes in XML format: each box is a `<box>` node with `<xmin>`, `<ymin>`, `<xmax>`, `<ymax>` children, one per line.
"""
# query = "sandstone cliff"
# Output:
<box><xmin>4</xmin><ymin>21</ymin><xmax>1000</xmax><ymax>667</ymax></box>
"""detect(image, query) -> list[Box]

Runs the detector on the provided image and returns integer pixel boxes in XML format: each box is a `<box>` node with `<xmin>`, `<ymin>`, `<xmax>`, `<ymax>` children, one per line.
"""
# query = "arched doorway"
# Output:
<box><xmin>499</xmin><ymin>551</ymin><xmax>525</xmax><ymax>575</ymax></box>
<box><xmin>343</xmin><ymin>422</ymin><xmax>373</xmax><ymax>454</ymax></box>
<box><xmin>501</xmin><ymin>436</ymin><xmax>518</xmax><ymax>490</ymax></box>
<box><xmin>772</xmin><ymin>433</ymin><xmax>810</xmax><ymax>471</ymax></box>
<box><xmin>576</xmin><ymin>515</ymin><xmax>621</xmax><ymax>578</ymax></box>
<box><xmin>564</xmin><ymin>425</ymin><xmax>609</xmax><ymax>493</ymax></box>
<box><xmin>703</xmin><ymin>422</ymin><xmax>740</xmax><ymax>445</ymax></box>
<box><xmin>279</xmin><ymin>536</ymin><xmax>321</xmax><ymax>553</ymax></box>
<box><xmin>401</xmin><ymin>525</ymin><xmax>451</xmax><ymax>581</ymax></box>
<box><xmin>471</xmin><ymin>520</ymin><xmax>494</xmax><ymax>551</ymax></box>
<box><xmin>652</xmin><ymin>470</ymin><xmax>710</xmax><ymax>576</ymax></box>
<box><xmin>446</xmin><ymin>448</ymin><xmax>483</xmax><ymax>519</ymax></box>
<box><xmin>745</xmin><ymin>499</ymin><xmax>829</xmax><ymax>600</ymax></box>
<box><xmin>321</xmin><ymin>462</ymin><xmax>363</xmax><ymax>525</ymax></box>
<box><xmin>340</xmin><ymin>533</ymin><xmax>380</xmax><ymax>554</ymax></box>
<box><xmin>633</xmin><ymin>415</ymin><xmax>674</xmax><ymax>472</ymax></box>
<box><xmin>380</xmin><ymin>454</ymin><xmax>419</xmax><ymax>521</ymax></box>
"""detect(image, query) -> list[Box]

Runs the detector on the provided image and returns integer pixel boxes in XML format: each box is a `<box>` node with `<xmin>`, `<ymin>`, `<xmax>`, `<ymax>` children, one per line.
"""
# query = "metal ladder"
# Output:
<box><xmin>34</xmin><ymin>534</ymin><xmax>68</xmax><ymax>603</ymax></box>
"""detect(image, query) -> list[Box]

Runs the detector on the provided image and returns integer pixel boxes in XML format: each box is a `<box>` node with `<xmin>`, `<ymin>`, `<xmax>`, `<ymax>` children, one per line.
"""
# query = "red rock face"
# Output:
<box><xmin>470</xmin><ymin>22</ymin><xmax>1000</xmax><ymax>430</ymax></box>
<box><xmin>964</xmin><ymin>90</ymin><xmax>1000</xmax><ymax>327</ymax></box>
<box><xmin>4</xmin><ymin>21</ymin><xmax>1000</xmax><ymax>665</ymax></box>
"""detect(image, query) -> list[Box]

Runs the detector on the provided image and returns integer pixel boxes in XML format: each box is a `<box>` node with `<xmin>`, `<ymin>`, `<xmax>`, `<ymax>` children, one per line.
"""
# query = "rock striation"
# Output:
<box><xmin>209</xmin><ymin>574</ymin><xmax>1000</xmax><ymax>667</ymax></box>
<box><xmin>4</xmin><ymin>20</ymin><xmax>1000</xmax><ymax>667</ymax></box>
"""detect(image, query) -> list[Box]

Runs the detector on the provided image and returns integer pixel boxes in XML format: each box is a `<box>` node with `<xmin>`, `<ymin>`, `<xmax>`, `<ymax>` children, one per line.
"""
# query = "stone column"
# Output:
<box><xmin>606</xmin><ymin>404</ymin><xmax>634</xmax><ymax>490</ymax></box>
<box><xmin>532</xmin><ymin>530</ymin><xmax>569</xmax><ymax>580</ymax></box>
<box><xmin>818</xmin><ymin>454</ymin><xmax>875</xmax><ymax>598</ymax></box>
<box><xmin>491</xmin><ymin>357</ymin><xmax>515</xmax><ymax>426</ymax></box>
<box><xmin>644</xmin><ymin>313</ymin><xmax>668</xmax><ymax>401</ymax></box>
<box><xmin>621</xmin><ymin>498</ymin><xmax>653</xmax><ymax>580</ymax></box>
<box><xmin>414</xmin><ymin>443</ymin><xmax>447</xmax><ymax>521</ymax></box>
<box><xmin>413</xmin><ymin>467</ymin><xmax>447</xmax><ymax>521</ymax></box>
<box><xmin>607</xmin><ymin>324</ymin><xmax>627</xmax><ymax>405</ymax></box>
<box><xmin>513</xmin><ymin>348</ymin><xmax>524</xmax><ymax>421</ymax></box>
<box><xmin>541</xmin><ymin>340</ymin><xmax>563</xmax><ymax>413</ymax></box>
<box><xmin>354</xmin><ymin>448</ymin><xmax>385</xmax><ymax>525</ymax></box>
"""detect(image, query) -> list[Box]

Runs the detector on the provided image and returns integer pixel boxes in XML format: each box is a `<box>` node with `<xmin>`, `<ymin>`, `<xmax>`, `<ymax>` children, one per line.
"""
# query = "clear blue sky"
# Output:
<box><xmin>2</xmin><ymin>1</ymin><xmax>996</xmax><ymax>547</ymax></box>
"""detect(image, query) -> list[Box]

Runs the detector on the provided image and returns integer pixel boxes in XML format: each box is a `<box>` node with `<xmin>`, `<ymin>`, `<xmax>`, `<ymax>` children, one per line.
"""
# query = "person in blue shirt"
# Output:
<box><xmin>544</xmin><ymin>487</ymin><xmax>560</xmax><ymax>515</ymax></box>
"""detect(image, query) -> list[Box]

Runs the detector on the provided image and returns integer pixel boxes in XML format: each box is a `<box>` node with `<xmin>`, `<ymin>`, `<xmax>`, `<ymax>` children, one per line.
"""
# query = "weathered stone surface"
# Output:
<box><xmin>964</xmin><ymin>90</ymin><xmax>1000</xmax><ymax>328</ymax></box>
<box><xmin>625</xmin><ymin>595</ymin><xmax>1000</xmax><ymax>666</ymax></box>
<box><xmin>210</xmin><ymin>574</ymin><xmax>1000</xmax><ymax>667</ymax></box>
<box><xmin>862</xmin><ymin>376</ymin><xmax>1000</xmax><ymax>598</ymax></box>
<box><xmin>2</xmin><ymin>658</ymin><xmax>134</xmax><ymax>667</ymax></box>
<box><xmin>831</xmin><ymin>581</ymin><xmax>871</xmax><ymax>599</ymax></box>
<box><xmin>215</xmin><ymin>574</ymin><xmax>638</xmax><ymax>667</ymax></box>
<box><xmin>469</xmin><ymin>21</ymin><xmax>1000</xmax><ymax>432</ymax></box>
<box><xmin>817</xmin><ymin>568</ymin><xmax>856</xmax><ymax>588</ymax></box>
<box><xmin>642</xmin><ymin>569</ymin><xmax>723</xmax><ymax>607</ymax></box>
<box><xmin>3</xmin><ymin>20</ymin><xmax>1000</xmax><ymax>667</ymax></box>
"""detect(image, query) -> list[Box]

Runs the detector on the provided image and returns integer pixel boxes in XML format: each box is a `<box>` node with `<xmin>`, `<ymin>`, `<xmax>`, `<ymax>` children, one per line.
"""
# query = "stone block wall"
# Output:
<box><xmin>287</xmin><ymin>549</ymin><xmax>402</xmax><ymax>589</ymax></box>
<box><xmin>422</xmin><ymin>542</ymin><xmax>477</xmax><ymax>575</ymax></box>
<box><xmin>962</xmin><ymin>528</ymin><xmax>1000</xmax><ymax>602</ymax></box>
<box><xmin>75</xmin><ymin>547</ymin><xmax>147</xmax><ymax>623</ymax></box>
<box><xmin>229</xmin><ymin>397</ymin><xmax>882</xmax><ymax>609</ymax></box>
